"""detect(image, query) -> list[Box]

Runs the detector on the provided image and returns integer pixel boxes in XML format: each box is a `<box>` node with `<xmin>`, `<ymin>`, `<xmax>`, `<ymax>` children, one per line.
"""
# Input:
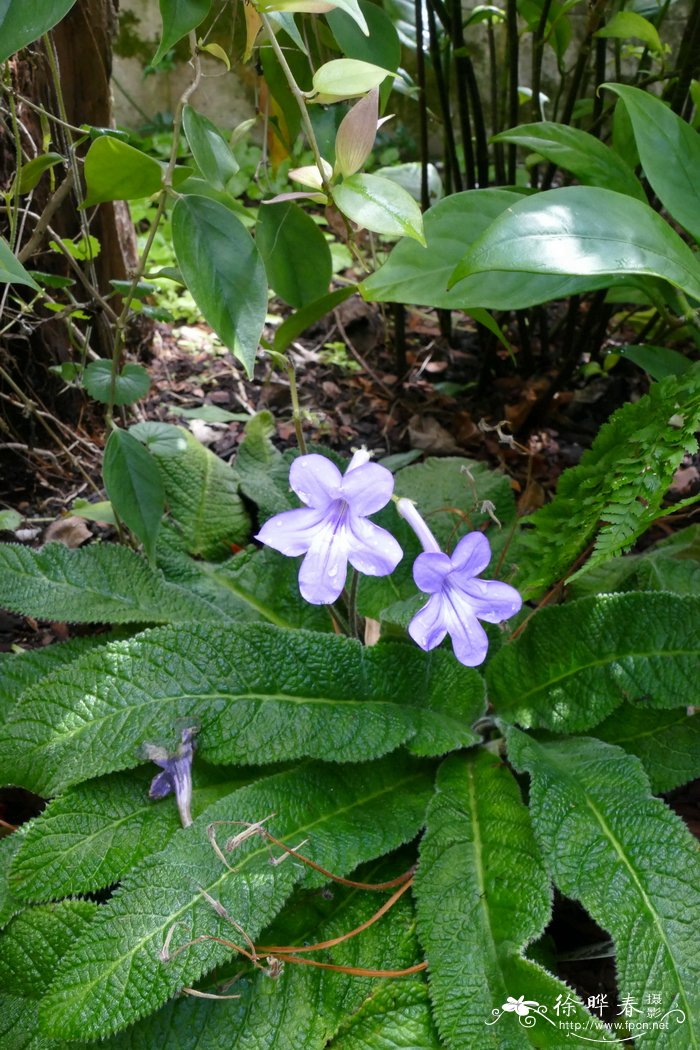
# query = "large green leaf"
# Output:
<box><xmin>0</xmin><ymin>622</ymin><xmax>484</xmax><ymax>796</ymax></box>
<box><xmin>256</xmin><ymin>201</ymin><xmax>332</xmax><ymax>308</ymax></box>
<box><xmin>327</xmin><ymin>0</ymin><xmax>401</xmax><ymax>73</ymax></box>
<box><xmin>152</xmin><ymin>428</ymin><xmax>251</xmax><ymax>560</ymax></box>
<box><xmin>10</xmin><ymin>768</ymin><xmax>248</xmax><ymax>903</ymax></box>
<box><xmin>488</xmin><ymin>593</ymin><xmax>700</xmax><ymax>732</ymax></box>
<box><xmin>0</xmin><ymin>901</ymin><xmax>97</xmax><ymax>999</ymax></box>
<box><xmin>0</xmin><ymin>635</ymin><xmax>109</xmax><ymax>724</ymax></box>
<box><xmin>507</xmin><ymin>731</ymin><xmax>700</xmax><ymax>1048</ymax></box>
<box><xmin>0</xmin><ymin>833</ymin><xmax>24</xmax><ymax>930</ymax></box>
<box><xmin>451</xmin><ymin>186</ymin><xmax>700</xmax><ymax>302</ymax></box>
<box><xmin>492</xmin><ymin>122</ymin><xmax>645</xmax><ymax>200</ymax></box>
<box><xmin>333</xmin><ymin>174</ymin><xmax>425</xmax><ymax>244</ymax></box>
<box><xmin>39</xmin><ymin>758</ymin><xmax>433</xmax><ymax>1038</ymax></box>
<box><xmin>414</xmin><ymin>750</ymin><xmax>617</xmax><ymax>1048</ymax></box>
<box><xmin>0</xmin><ymin>0</ymin><xmax>78</xmax><ymax>64</ymax></box>
<box><xmin>172</xmin><ymin>195</ymin><xmax>267</xmax><ymax>376</ymax></box>
<box><xmin>361</xmin><ymin>190</ymin><xmax>615</xmax><ymax>310</ymax></box>
<box><xmin>234</xmin><ymin>410</ymin><xmax>295</xmax><ymax>519</ymax></box>
<box><xmin>594</xmin><ymin>704</ymin><xmax>700</xmax><ymax>794</ymax></box>
<box><xmin>82</xmin><ymin>137</ymin><xmax>163</xmax><ymax>206</ymax></box>
<box><xmin>604</xmin><ymin>84</ymin><xmax>700</xmax><ymax>245</ymax></box>
<box><xmin>182</xmin><ymin>105</ymin><xmax>239</xmax><ymax>191</ymax></box>
<box><xmin>103</xmin><ymin>428</ymin><xmax>164</xmax><ymax>563</ymax></box>
<box><xmin>0</xmin><ymin>238</ymin><xmax>40</xmax><ymax>290</ymax></box>
<box><xmin>153</xmin><ymin>0</ymin><xmax>211</xmax><ymax>65</ymax></box>
<box><xmin>566</xmin><ymin>525</ymin><xmax>700</xmax><ymax>600</ymax></box>
<box><xmin>0</xmin><ymin>543</ymin><xmax>221</xmax><ymax>625</ymax></box>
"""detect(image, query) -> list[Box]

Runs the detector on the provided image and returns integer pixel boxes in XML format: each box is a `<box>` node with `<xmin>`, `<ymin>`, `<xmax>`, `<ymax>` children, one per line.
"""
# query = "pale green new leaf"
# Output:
<box><xmin>334</xmin><ymin>174</ymin><xmax>425</xmax><ymax>245</ymax></box>
<box><xmin>507</xmin><ymin>731</ymin><xmax>700</xmax><ymax>1048</ymax></box>
<box><xmin>153</xmin><ymin>428</ymin><xmax>251</xmax><ymax>560</ymax></box>
<box><xmin>594</xmin><ymin>705</ymin><xmax>700</xmax><ymax>793</ymax></box>
<box><xmin>0</xmin><ymin>543</ymin><xmax>221</xmax><ymax>625</ymax></box>
<box><xmin>414</xmin><ymin>750</ymin><xmax>617</xmax><ymax>1048</ymax></box>
<box><xmin>39</xmin><ymin>758</ymin><xmax>433</xmax><ymax>1039</ymax></box>
<box><xmin>0</xmin><ymin>622</ymin><xmax>483</xmax><ymax>796</ymax></box>
<box><xmin>0</xmin><ymin>900</ymin><xmax>97</xmax><ymax>998</ymax></box>
<box><xmin>488</xmin><ymin>593</ymin><xmax>700</xmax><ymax>732</ymax></box>
<box><xmin>10</xmin><ymin>768</ymin><xmax>250</xmax><ymax>903</ymax></box>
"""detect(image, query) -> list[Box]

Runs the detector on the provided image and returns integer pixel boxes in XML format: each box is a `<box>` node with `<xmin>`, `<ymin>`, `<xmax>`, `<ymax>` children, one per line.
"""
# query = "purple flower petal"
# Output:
<box><xmin>289</xmin><ymin>454</ymin><xmax>342</xmax><ymax>508</ymax></box>
<box><xmin>412</xmin><ymin>551</ymin><xmax>452</xmax><ymax>593</ymax></box>
<box><xmin>340</xmin><ymin>462</ymin><xmax>395</xmax><ymax>515</ymax></box>
<box><xmin>298</xmin><ymin>520</ymin><xmax>349</xmax><ymax>603</ymax></box>
<box><xmin>457</xmin><ymin>577</ymin><xmax>523</xmax><ymax>623</ymax></box>
<box><xmin>408</xmin><ymin>594</ymin><xmax>448</xmax><ymax>651</ymax></box>
<box><xmin>450</xmin><ymin>532</ymin><xmax>492</xmax><ymax>576</ymax></box>
<box><xmin>144</xmin><ymin>727</ymin><xmax>196</xmax><ymax>828</ymax></box>
<box><xmin>440</xmin><ymin>592</ymin><xmax>490</xmax><ymax>666</ymax></box>
<box><xmin>256</xmin><ymin>507</ymin><xmax>327</xmax><ymax>556</ymax></box>
<box><xmin>149</xmin><ymin>769</ymin><xmax>173</xmax><ymax>800</ymax></box>
<box><xmin>346</xmin><ymin>516</ymin><xmax>403</xmax><ymax>576</ymax></box>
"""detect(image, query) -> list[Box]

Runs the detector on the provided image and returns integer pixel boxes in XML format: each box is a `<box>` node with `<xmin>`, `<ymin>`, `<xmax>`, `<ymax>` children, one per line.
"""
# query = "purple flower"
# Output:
<box><xmin>397</xmin><ymin>499</ymin><xmax>522</xmax><ymax>667</ymax></box>
<box><xmin>145</xmin><ymin>727</ymin><xmax>197</xmax><ymax>828</ymax></box>
<box><xmin>256</xmin><ymin>450</ymin><xmax>402</xmax><ymax>605</ymax></box>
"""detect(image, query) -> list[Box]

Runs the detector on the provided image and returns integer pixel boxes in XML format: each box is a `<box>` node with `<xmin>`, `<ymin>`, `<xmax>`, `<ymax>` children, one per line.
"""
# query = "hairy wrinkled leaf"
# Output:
<box><xmin>488</xmin><ymin>593</ymin><xmax>700</xmax><ymax>732</ymax></box>
<box><xmin>0</xmin><ymin>635</ymin><xmax>109</xmax><ymax>724</ymax></box>
<box><xmin>40</xmin><ymin>758</ymin><xmax>433</xmax><ymax>1038</ymax></box>
<box><xmin>234</xmin><ymin>411</ymin><xmax>295</xmax><ymax>519</ymax></box>
<box><xmin>0</xmin><ymin>901</ymin><xmax>97</xmax><ymax>998</ymax></box>
<box><xmin>0</xmin><ymin>623</ymin><xmax>483</xmax><ymax>796</ymax></box>
<box><xmin>594</xmin><ymin>705</ymin><xmax>700</xmax><ymax>793</ymax></box>
<box><xmin>0</xmin><ymin>833</ymin><xmax>25</xmax><ymax>930</ymax></box>
<box><xmin>507</xmin><ymin>731</ymin><xmax>700</xmax><ymax>1047</ymax></box>
<box><xmin>0</xmin><ymin>543</ymin><xmax>221</xmax><ymax>626</ymax></box>
<box><xmin>414</xmin><ymin>750</ymin><xmax>616</xmax><ymax>1047</ymax></box>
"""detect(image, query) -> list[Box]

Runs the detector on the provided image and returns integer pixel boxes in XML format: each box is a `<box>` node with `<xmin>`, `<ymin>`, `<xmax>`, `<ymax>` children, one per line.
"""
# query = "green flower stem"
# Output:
<box><xmin>285</xmin><ymin>355</ymin><xmax>308</xmax><ymax>454</ymax></box>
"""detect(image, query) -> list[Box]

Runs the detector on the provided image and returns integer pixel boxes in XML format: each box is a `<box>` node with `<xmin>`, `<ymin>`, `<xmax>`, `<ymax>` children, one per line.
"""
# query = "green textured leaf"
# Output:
<box><xmin>488</xmin><ymin>593</ymin><xmax>700</xmax><ymax>732</ymax></box>
<box><xmin>361</xmin><ymin>190</ymin><xmax>614</xmax><ymax>311</ymax></box>
<box><xmin>0</xmin><ymin>833</ymin><xmax>24</xmax><ymax>929</ymax></box>
<box><xmin>257</xmin><ymin>201</ymin><xmax>332</xmax><ymax>308</ymax></box>
<box><xmin>414</xmin><ymin>750</ymin><xmax>616</xmax><ymax>1048</ymax></box>
<box><xmin>334</xmin><ymin>174</ymin><xmax>425</xmax><ymax>245</ymax></box>
<box><xmin>0</xmin><ymin>993</ymin><xmax>65</xmax><ymax>1050</ymax></box>
<box><xmin>513</xmin><ymin>364</ymin><xmax>700</xmax><ymax>596</ymax></box>
<box><xmin>0</xmin><ymin>635</ymin><xmax>109</xmax><ymax>724</ymax></box>
<box><xmin>172</xmin><ymin>195</ymin><xmax>267</xmax><ymax>376</ymax></box>
<box><xmin>10</xmin><ymin>768</ymin><xmax>248</xmax><ymax>903</ymax></box>
<box><xmin>0</xmin><ymin>543</ymin><xmax>220</xmax><ymax>625</ymax></box>
<box><xmin>83</xmin><ymin>361</ymin><xmax>150</xmax><ymax>405</ymax></box>
<box><xmin>0</xmin><ymin>623</ymin><xmax>483</xmax><ymax>796</ymax></box>
<box><xmin>0</xmin><ymin>900</ymin><xmax>97</xmax><ymax>998</ymax></box>
<box><xmin>492</xmin><ymin>122</ymin><xmax>645</xmax><ymax>200</ymax></box>
<box><xmin>39</xmin><ymin>757</ymin><xmax>433</xmax><ymax>1038</ymax></box>
<box><xmin>603</xmin><ymin>84</ymin><xmax>700</xmax><ymax>244</ymax></box>
<box><xmin>566</xmin><ymin>525</ymin><xmax>700</xmax><ymax>600</ymax></box>
<box><xmin>83</xmin><ymin>137</ymin><xmax>163</xmax><ymax>206</ymax></box>
<box><xmin>182</xmin><ymin>105</ymin><xmax>239</xmax><ymax>190</ymax></box>
<box><xmin>103</xmin><ymin>428</ymin><xmax>164</xmax><ymax>562</ymax></box>
<box><xmin>507</xmin><ymin>731</ymin><xmax>700</xmax><ymax>1048</ymax></box>
<box><xmin>153</xmin><ymin>428</ymin><xmax>251</xmax><ymax>559</ymax></box>
<box><xmin>594</xmin><ymin>705</ymin><xmax>700</xmax><ymax>793</ymax></box>
<box><xmin>328</xmin><ymin>979</ymin><xmax>440</xmax><ymax>1049</ymax></box>
<box><xmin>234</xmin><ymin>410</ymin><xmax>294</xmax><ymax>519</ymax></box>
<box><xmin>0</xmin><ymin>0</ymin><xmax>78</xmax><ymax>64</ymax></box>
<box><xmin>451</xmin><ymin>187</ymin><xmax>700</xmax><ymax>302</ymax></box>
<box><xmin>0</xmin><ymin>237</ymin><xmax>40</xmax><ymax>290</ymax></box>
<box><xmin>153</xmin><ymin>0</ymin><xmax>211</xmax><ymax>65</ymax></box>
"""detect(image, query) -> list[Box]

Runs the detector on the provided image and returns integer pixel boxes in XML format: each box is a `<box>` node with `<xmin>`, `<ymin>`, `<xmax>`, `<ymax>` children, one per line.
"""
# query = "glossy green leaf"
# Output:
<box><xmin>414</xmin><ymin>750</ymin><xmax>617</xmax><ymax>1048</ymax></box>
<box><xmin>312</xmin><ymin>59</ymin><xmax>393</xmax><ymax>102</ymax></box>
<box><xmin>0</xmin><ymin>0</ymin><xmax>78</xmax><ymax>64</ymax></box>
<box><xmin>594</xmin><ymin>704</ymin><xmax>700</xmax><ymax>793</ymax></box>
<box><xmin>0</xmin><ymin>901</ymin><xmax>97</xmax><ymax>998</ymax></box>
<box><xmin>0</xmin><ymin>543</ymin><xmax>220</xmax><ymax>625</ymax></box>
<box><xmin>492</xmin><ymin>122</ymin><xmax>645</xmax><ymax>200</ymax></box>
<box><xmin>596</xmin><ymin>11</ymin><xmax>664</xmax><ymax>54</ymax></box>
<box><xmin>103</xmin><ymin>428</ymin><xmax>164</xmax><ymax>563</ymax></box>
<box><xmin>334</xmin><ymin>173</ymin><xmax>425</xmax><ymax>244</ymax></box>
<box><xmin>0</xmin><ymin>622</ymin><xmax>483</xmax><ymax>796</ymax></box>
<box><xmin>82</xmin><ymin>137</ymin><xmax>162</xmax><ymax>206</ymax></box>
<box><xmin>257</xmin><ymin>201</ymin><xmax>332</xmax><ymax>308</ymax></box>
<box><xmin>152</xmin><ymin>428</ymin><xmax>251</xmax><ymax>559</ymax></box>
<box><xmin>327</xmin><ymin>1</ymin><xmax>400</xmax><ymax>77</ymax></box>
<box><xmin>172</xmin><ymin>195</ymin><xmax>267</xmax><ymax>377</ymax></box>
<box><xmin>507</xmin><ymin>731</ymin><xmax>700</xmax><ymax>1048</ymax></box>
<box><xmin>488</xmin><ymin>593</ymin><xmax>700</xmax><ymax>732</ymax></box>
<box><xmin>0</xmin><ymin>238</ymin><xmax>40</xmax><ymax>290</ymax></box>
<box><xmin>15</xmin><ymin>153</ymin><xmax>63</xmax><ymax>194</ymax></box>
<box><xmin>451</xmin><ymin>186</ymin><xmax>700</xmax><ymax>302</ymax></box>
<box><xmin>361</xmin><ymin>190</ymin><xmax>616</xmax><ymax>310</ymax></box>
<box><xmin>272</xmin><ymin>285</ymin><xmax>356</xmax><ymax>353</ymax></box>
<box><xmin>603</xmin><ymin>83</ymin><xmax>700</xmax><ymax>244</ymax></box>
<box><xmin>83</xmin><ymin>360</ymin><xmax>150</xmax><ymax>405</ymax></box>
<box><xmin>153</xmin><ymin>0</ymin><xmax>211</xmax><ymax>65</ymax></box>
<box><xmin>39</xmin><ymin>758</ymin><xmax>433</xmax><ymax>1038</ymax></box>
<box><xmin>10</xmin><ymin>768</ymin><xmax>249</xmax><ymax>902</ymax></box>
<box><xmin>182</xmin><ymin>105</ymin><xmax>239</xmax><ymax>191</ymax></box>
<box><xmin>617</xmin><ymin>342</ymin><xmax>693</xmax><ymax>380</ymax></box>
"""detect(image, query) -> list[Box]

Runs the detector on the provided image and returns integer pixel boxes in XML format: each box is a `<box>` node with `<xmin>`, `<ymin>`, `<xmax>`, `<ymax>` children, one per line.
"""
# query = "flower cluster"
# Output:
<box><xmin>256</xmin><ymin>451</ymin><xmax>522</xmax><ymax>667</ymax></box>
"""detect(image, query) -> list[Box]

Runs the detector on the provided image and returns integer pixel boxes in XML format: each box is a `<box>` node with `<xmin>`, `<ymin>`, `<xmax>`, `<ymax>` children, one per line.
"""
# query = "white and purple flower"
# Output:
<box><xmin>146</xmin><ymin>727</ymin><xmax>197</xmax><ymax>828</ymax></box>
<box><xmin>397</xmin><ymin>498</ymin><xmax>522</xmax><ymax>667</ymax></box>
<box><xmin>256</xmin><ymin>450</ymin><xmax>403</xmax><ymax>605</ymax></box>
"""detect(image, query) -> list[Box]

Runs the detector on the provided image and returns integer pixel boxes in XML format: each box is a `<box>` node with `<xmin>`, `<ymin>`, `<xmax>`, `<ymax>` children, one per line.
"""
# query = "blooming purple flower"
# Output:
<box><xmin>397</xmin><ymin>498</ymin><xmax>522</xmax><ymax>667</ymax></box>
<box><xmin>256</xmin><ymin>450</ymin><xmax>403</xmax><ymax>605</ymax></box>
<box><xmin>145</xmin><ymin>727</ymin><xmax>197</xmax><ymax>828</ymax></box>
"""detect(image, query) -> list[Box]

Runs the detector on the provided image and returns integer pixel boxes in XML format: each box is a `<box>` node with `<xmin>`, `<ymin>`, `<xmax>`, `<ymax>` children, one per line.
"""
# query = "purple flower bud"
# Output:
<box><xmin>397</xmin><ymin>498</ymin><xmax>522</xmax><ymax>667</ymax></box>
<box><xmin>256</xmin><ymin>450</ymin><xmax>403</xmax><ymax>605</ymax></box>
<box><xmin>145</xmin><ymin>727</ymin><xmax>197</xmax><ymax>828</ymax></box>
